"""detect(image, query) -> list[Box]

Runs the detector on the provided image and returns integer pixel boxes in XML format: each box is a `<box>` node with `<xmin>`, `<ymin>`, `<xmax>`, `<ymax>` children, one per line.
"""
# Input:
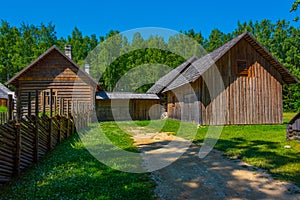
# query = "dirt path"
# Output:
<box><xmin>129</xmin><ymin>128</ymin><xmax>300</xmax><ymax>200</ymax></box>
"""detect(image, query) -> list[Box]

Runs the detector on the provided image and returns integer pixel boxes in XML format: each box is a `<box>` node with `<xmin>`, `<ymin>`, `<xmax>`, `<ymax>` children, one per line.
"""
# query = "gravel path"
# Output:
<box><xmin>130</xmin><ymin>129</ymin><xmax>300</xmax><ymax>200</ymax></box>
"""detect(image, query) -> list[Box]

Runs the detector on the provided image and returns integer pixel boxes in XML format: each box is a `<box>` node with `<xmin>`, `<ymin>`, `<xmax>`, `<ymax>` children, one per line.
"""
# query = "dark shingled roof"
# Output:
<box><xmin>96</xmin><ymin>91</ymin><xmax>161</xmax><ymax>100</ymax></box>
<box><xmin>147</xmin><ymin>32</ymin><xmax>299</xmax><ymax>94</ymax></box>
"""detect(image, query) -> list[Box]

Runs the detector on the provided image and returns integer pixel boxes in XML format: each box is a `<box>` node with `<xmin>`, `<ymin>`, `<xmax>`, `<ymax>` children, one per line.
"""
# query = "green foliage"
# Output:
<box><xmin>290</xmin><ymin>0</ymin><xmax>300</xmax><ymax>21</ymax></box>
<box><xmin>0</xmin><ymin>105</ymin><xmax>7</xmax><ymax>112</ymax></box>
<box><xmin>0</xmin><ymin>123</ymin><xmax>155</xmax><ymax>199</ymax></box>
<box><xmin>0</xmin><ymin>19</ymin><xmax>300</xmax><ymax>110</ymax></box>
<box><xmin>0</xmin><ymin>21</ymin><xmax>99</xmax><ymax>83</ymax></box>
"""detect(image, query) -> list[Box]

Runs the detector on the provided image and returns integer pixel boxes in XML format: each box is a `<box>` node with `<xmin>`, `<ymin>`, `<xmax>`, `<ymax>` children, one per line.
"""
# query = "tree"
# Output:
<box><xmin>204</xmin><ymin>29</ymin><xmax>231</xmax><ymax>52</ymax></box>
<box><xmin>290</xmin><ymin>0</ymin><xmax>300</xmax><ymax>21</ymax></box>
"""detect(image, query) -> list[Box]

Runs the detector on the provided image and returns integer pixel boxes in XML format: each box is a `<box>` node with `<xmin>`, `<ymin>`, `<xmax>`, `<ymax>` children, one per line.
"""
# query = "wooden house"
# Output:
<box><xmin>0</xmin><ymin>83</ymin><xmax>14</xmax><ymax>107</ymax></box>
<box><xmin>286</xmin><ymin>112</ymin><xmax>300</xmax><ymax>140</ymax></box>
<box><xmin>148</xmin><ymin>32</ymin><xmax>299</xmax><ymax>125</ymax></box>
<box><xmin>7</xmin><ymin>46</ymin><xmax>101</xmax><ymax>116</ymax></box>
<box><xmin>96</xmin><ymin>92</ymin><xmax>162</xmax><ymax>121</ymax></box>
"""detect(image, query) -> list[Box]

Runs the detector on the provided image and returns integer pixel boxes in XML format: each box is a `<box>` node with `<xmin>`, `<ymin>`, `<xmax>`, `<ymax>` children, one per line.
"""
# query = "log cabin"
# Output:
<box><xmin>148</xmin><ymin>32</ymin><xmax>299</xmax><ymax>125</ymax></box>
<box><xmin>7</xmin><ymin>45</ymin><xmax>161</xmax><ymax>121</ymax></box>
<box><xmin>286</xmin><ymin>112</ymin><xmax>300</xmax><ymax>140</ymax></box>
<box><xmin>7</xmin><ymin>45</ymin><xmax>101</xmax><ymax>116</ymax></box>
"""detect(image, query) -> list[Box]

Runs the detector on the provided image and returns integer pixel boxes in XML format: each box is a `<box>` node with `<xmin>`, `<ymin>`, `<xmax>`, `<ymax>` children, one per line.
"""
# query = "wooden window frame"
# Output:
<box><xmin>43</xmin><ymin>90</ymin><xmax>57</xmax><ymax>107</ymax></box>
<box><xmin>236</xmin><ymin>60</ymin><xmax>249</xmax><ymax>77</ymax></box>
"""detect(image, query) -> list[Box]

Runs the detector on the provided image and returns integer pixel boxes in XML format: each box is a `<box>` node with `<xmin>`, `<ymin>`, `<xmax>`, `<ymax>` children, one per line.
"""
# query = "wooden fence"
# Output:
<box><xmin>286</xmin><ymin>112</ymin><xmax>300</xmax><ymax>141</ymax></box>
<box><xmin>0</xmin><ymin>112</ymin><xmax>7</xmax><ymax>125</ymax></box>
<box><xmin>0</xmin><ymin>91</ymin><xmax>92</xmax><ymax>185</ymax></box>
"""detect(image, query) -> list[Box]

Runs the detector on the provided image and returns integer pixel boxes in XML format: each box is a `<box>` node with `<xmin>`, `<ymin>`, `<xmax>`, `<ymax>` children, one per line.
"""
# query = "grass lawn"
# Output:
<box><xmin>0</xmin><ymin>122</ymin><xmax>155</xmax><ymax>199</ymax></box>
<box><xmin>1</xmin><ymin>113</ymin><xmax>299</xmax><ymax>198</ymax></box>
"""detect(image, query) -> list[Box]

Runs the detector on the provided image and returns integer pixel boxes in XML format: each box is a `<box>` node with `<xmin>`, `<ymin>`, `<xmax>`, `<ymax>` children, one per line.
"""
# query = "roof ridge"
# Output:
<box><xmin>6</xmin><ymin>45</ymin><xmax>102</xmax><ymax>89</ymax></box>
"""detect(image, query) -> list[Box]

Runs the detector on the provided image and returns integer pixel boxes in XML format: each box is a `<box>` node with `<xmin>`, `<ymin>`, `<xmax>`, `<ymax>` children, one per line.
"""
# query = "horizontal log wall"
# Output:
<box><xmin>286</xmin><ymin>112</ymin><xmax>300</xmax><ymax>140</ymax></box>
<box><xmin>15</xmin><ymin>50</ymin><xmax>96</xmax><ymax>116</ymax></box>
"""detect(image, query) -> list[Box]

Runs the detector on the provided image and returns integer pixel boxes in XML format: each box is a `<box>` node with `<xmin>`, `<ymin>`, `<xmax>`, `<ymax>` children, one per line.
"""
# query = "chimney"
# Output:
<box><xmin>85</xmin><ymin>63</ymin><xmax>90</xmax><ymax>74</ymax></box>
<box><xmin>65</xmin><ymin>45</ymin><xmax>72</xmax><ymax>59</ymax></box>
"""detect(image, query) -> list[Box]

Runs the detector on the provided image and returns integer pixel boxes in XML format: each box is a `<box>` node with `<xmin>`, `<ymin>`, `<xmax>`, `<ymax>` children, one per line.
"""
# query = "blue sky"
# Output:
<box><xmin>0</xmin><ymin>0</ymin><xmax>299</xmax><ymax>38</ymax></box>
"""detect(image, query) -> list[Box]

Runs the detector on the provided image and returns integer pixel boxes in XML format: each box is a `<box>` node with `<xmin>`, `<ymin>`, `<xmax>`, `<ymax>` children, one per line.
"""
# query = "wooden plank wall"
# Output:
<box><xmin>166</xmin><ymin>80</ymin><xmax>202</xmax><ymax>124</ymax></box>
<box><xmin>217</xmin><ymin>38</ymin><xmax>283</xmax><ymax>125</ymax></box>
<box><xmin>166</xmin><ymin>38</ymin><xmax>283</xmax><ymax>125</ymax></box>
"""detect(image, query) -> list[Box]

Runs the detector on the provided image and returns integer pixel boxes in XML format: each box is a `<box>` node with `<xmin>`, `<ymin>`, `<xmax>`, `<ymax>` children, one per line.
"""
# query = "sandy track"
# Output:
<box><xmin>130</xmin><ymin>130</ymin><xmax>300</xmax><ymax>200</ymax></box>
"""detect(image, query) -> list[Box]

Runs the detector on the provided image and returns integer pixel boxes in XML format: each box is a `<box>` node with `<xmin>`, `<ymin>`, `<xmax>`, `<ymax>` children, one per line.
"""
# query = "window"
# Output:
<box><xmin>44</xmin><ymin>90</ymin><xmax>57</xmax><ymax>106</ymax></box>
<box><xmin>237</xmin><ymin>60</ymin><xmax>249</xmax><ymax>76</ymax></box>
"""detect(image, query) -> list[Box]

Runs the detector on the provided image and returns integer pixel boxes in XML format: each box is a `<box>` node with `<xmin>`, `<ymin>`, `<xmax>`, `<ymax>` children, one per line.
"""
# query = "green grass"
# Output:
<box><xmin>283</xmin><ymin>112</ymin><xmax>298</xmax><ymax>123</ymax></box>
<box><xmin>0</xmin><ymin>122</ymin><xmax>155</xmax><ymax>199</ymax></box>
<box><xmin>1</xmin><ymin>113</ymin><xmax>299</xmax><ymax>198</ymax></box>
<box><xmin>195</xmin><ymin>125</ymin><xmax>300</xmax><ymax>184</ymax></box>
<box><xmin>0</xmin><ymin>105</ymin><xmax>7</xmax><ymax>112</ymax></box>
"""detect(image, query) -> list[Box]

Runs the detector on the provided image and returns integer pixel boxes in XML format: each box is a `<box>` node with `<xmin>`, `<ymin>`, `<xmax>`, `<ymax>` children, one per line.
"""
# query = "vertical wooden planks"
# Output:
<box><xmin>34</xmin><ymin>91</ymin><xmax>39</xmax><ymax>163</ymax></box>
<box><xmin>8</xmin><ymin>94</ymin><xmax>13</xmax><ymax>121</ymax></box>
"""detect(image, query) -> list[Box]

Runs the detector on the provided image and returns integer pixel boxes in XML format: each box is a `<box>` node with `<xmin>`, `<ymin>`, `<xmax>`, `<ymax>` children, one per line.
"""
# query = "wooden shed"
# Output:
<box><xmin>96</xmin><ymin>92</ymin><xmax>163</xmax><ymax>121</ymax></box>
<box><xmin>148</xmin><ymin>32</ymin><xmax>299</xmax><ymax>125</ymax></box>
<box><xmin>7</xmin><ymin>46</ymin><xmax>101</xmax><ymax>116</ymax></box>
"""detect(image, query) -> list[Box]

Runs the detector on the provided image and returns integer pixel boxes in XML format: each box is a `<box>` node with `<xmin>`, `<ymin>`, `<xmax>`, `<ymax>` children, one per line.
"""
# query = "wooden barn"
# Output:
<box><xmin>7</xmin><ymin>45</ymin><xmax>101</xmax><ymax>116</ymax></box>
<box><xmin>148</xmin><ymin>32</ymin><xmax>299</xmax><ymax>125</ymax></box>
<box><xmin>96</xmin><ymin>92</ymin><xmax>163</xmax><ymax>121</ymax></box>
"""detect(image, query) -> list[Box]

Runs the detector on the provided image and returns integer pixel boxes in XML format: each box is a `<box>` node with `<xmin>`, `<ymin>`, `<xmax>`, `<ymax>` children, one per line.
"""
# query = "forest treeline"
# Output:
<box><xmin>0</xmin><ymin>19</ymin><xmax>299</xmax><ymax>111</ymax></box>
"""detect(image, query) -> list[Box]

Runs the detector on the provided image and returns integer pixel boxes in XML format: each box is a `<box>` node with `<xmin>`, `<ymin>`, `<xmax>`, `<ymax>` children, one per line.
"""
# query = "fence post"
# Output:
<box><xmin>43</xmin><ymin>91</ymin><xmax>46</xmax><ymax>116</ymax></box>
<box><xmin>66</xmin><ymin>100</ymin><xmax>70</xmax><ymax>138</ymax></box>
<box><xmin>54</xmin><ymin>94</ymin><xmax>57</xmax><ymax>115</ymax></box>
<box><xmin>48</xmin><ymin>89</ymin><xmax>53</xmax><ymax>150</ymax></box>
<box><xmin>57</xmin><ymin>116</ymin><xmax>61</xmax><ymax>143</ymax></box>
<box><xmin>27</xmin><ymin>92</ymin><xmax>31</xmax><ymax>117</ymax></box>
<box><xmin>34</xmin><ymin>90</ymin><xmax>39</xmax><ymax>163</ymax></box>
<box><xmin>14</xmin><ymin>122</ymin><xmax>21</xmax><ymax>176</ymax></box>
<box><xmin>66</xmin><ymin>100</ymin><xmax>69</xmax><ymax>116</ymax></box>
<box><xmin>8</xmin><ymin>94</ymin><xmax>13</xmax><ymax>121</ymax></box>
<box><xmin>50</xmin><ymin>89</ymin><xmax>53</xmax><ymax>118</ymax></box>
<box><xmin>57</xmin><ymin>97</ymin><xmax>63</xmax><ymax>143</ymax></box>
<box><xmin>16</xmin><ymin>88</ymin><xmax>21</xmax><ymax>121</ymax></box>
<box><xmin>59</xmin><ymin>98</ymin><xmax>63</xmax><ymax>116</ymax></box>
<box><xmin>62</xmin><ymin>98</ymin><xmax>64</xmax><ymax>116</ymax></box>
<box><xmin>14</xmin><ymin>87</ymin><xmax>21</xmax><ymax>176</ymax></box>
